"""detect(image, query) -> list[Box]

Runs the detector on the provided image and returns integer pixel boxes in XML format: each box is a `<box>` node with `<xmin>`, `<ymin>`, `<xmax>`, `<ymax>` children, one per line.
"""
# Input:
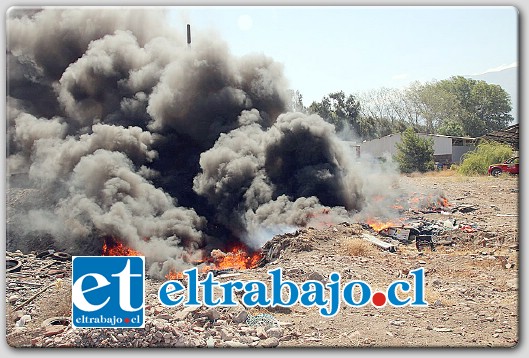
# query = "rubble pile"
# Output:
<box><xmin>6</xmin><ymin>250</ymin><xmax>72</xmax><ymax>334</ymax></box>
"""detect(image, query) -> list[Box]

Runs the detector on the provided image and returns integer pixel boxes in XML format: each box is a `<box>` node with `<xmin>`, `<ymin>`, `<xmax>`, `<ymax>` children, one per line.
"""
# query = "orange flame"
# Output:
<box><xmin>102</xmin><ymin>237</ymin><xmax>143</xmax><ymax>256</ymax></box>
<box><xmin>407</xmin><ymin>193</ymin><xmax>451</xmax><ymax>211</ymax></box>
<box><xmin>210</xmin><ymin>244</ymin><xmax>262</xmax><ymax>270</ymax></box>
<box><xmin>439</xmin><ymin>196</ymin><xmax>451</xmax><ymax>207</ymax></box>
<box><xmin>164</xmin><ymin>244</ymin><xmax>262</xmax><ymax>280</ymax></box>
<box><xmin>165</xmin><ymin>270</ymin><xmax>186</xmax><ymax>280</ymax></box>
<box><xmin>165</xmin><ymin>265</ymin><xmax>212</xmax><ymax>280</ymax></box>
<box><xmin>366</xmin><ymin>218</ymin><xmax>402</xmax><ymax>232</ymax></box>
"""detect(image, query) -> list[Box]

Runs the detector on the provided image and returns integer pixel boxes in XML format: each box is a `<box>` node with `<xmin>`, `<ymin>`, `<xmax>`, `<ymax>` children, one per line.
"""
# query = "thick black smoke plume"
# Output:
<box><xmin>6</xmin><ymin>8</ymin><xmax>413</xmax><ymax>276</ymax></box>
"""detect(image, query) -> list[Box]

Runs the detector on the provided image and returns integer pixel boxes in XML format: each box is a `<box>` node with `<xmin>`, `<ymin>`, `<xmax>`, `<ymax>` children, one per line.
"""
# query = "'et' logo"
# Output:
<box><xmin>72</xmin><ymin>256</ymin><xmax>145</xmax><ymax>328</ymax></box>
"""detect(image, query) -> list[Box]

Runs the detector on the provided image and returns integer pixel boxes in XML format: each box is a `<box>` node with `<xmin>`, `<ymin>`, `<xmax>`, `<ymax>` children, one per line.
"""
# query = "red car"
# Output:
<box><xmin>488</xmin><ymin>157</ymin><xmax>519</xmax><ymax>176</ymax></box>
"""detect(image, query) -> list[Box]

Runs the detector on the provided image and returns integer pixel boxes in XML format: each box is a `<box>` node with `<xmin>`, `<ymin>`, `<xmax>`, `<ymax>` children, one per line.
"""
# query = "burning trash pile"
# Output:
<box><xmin>357</xmin><ymin>195</ymin><xmax>484</xmax><ymax>254</ymax></box>
<box><xmin>257</xmin><ymin>192</ymin><xmax>486</xmax><ymax>265</ymax></box>
<box><xmin>163</xmin><ymin>244</ymin><xmax>263</xmax><ymax>281</ymax></box>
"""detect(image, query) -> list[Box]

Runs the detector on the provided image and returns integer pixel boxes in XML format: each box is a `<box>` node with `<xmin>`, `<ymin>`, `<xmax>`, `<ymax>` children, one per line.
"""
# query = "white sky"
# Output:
<box><xmin>168</xmin><ymin>6</ymin><xmax>518</xmax><ymax>105</ymax></box>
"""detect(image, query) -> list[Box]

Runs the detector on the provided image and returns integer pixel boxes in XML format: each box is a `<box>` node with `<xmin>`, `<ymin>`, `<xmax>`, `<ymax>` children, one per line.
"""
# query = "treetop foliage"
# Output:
<box><xmin>299</xmin><ymin>76</ymin><xmax>513</xmax><ymax>141</ymax></box>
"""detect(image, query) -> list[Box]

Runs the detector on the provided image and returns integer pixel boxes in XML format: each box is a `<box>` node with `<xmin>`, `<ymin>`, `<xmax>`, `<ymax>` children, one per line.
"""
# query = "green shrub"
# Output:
<box><xmin>457</xmin><ymin>140</ymin><xmax>513</xmax><ymax>175</ymax></box>
<box><xmin>394</xmin><ymin>127</ymin><xmax>435</xmax><ymax>173</ymax></box>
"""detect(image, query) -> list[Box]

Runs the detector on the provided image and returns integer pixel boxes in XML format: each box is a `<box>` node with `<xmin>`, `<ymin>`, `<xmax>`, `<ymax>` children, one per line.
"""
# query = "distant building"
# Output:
<box><xmin>480</xmin><ymin>123</ymin><xmax>519</xmax><ymax>151</ymax></box>
<box><xmin>358</xmin><ymin>133</ymin><xmax>477</xmax><ymax>164</ymax></box>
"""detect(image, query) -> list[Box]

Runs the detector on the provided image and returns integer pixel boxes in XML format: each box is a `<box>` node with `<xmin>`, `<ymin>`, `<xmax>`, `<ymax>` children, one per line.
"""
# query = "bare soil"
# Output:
<box><xmin>5</xmin><ymin>174</ymin><xmax>519</xmax><ymax>348</ymax></box>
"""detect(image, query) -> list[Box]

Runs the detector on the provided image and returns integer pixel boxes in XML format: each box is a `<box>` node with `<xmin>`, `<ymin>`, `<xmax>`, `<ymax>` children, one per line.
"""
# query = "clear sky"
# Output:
<box><xmin>168</xmin><ymin>6</ymin><xmax>518</xmax><ymax>105</ymax></box>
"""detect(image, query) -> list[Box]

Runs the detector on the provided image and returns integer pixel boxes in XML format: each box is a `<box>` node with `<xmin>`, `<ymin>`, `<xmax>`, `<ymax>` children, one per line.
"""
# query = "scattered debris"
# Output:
<box><xmin>14</xmin><ymin>282</ymin><xmax>56</xmax><ymax>311</ymax></box>
<box><xmin>51</xmin><ymin>252</ymin><xmax>72</xmax><ymax>262</ymax></box>
<box><xmin>231</xmin><ymin>310</ymin><xmax>249</xmax><ymax>324</ymax></box>
<box><xmin>306</xmin><ymin>271</ymin><xmax>326</xmax><ymax>283</ymax></box>
<box><xmin>41</xmin><ymin>317</ymin><xmax>71</xmax><ymax>329</ymax></box>
<box><xmin>415</xmin><ymin>235</ymin><xmax>436</xmax><ymax>251</ymax></box>
<box><xmin>36</xmin><ymin>250</ymin><xmax>56</xmax><ymax>259</ymax></box>
<box><xmin>259</xmin><ymin>337</ymin><xmax>280</xmax><ymax>347</ymax></box>
<box><xmin>12</xmin><ymin>281</ymin><xmax>44</xmax><ymax>287</ymax></box>
<box><xmin>379</xmin><ymin>227</ymin><xmax>413</xmax><ymax>244</ymax></box>
<box><xmin>390</xmin><ymin>320</ymin><xmax>406</xmax><ymax>327</ymax></box>
<box><xmin>460</xmin><ymin>225</ymin><xmax>477</xmax><ymax>233</ymax></box>
<box><xmin>451</xmin><ymin>204</ymin><xmax>479</xmax><ymax>213</ymax></box>
<box><xmin>6</xmin><ymin>259</ymin><xmax>22</xmax><ymax>273</ymax></box>
<box><xmin>361</xmin><ymin>233</ymin><xmax>397</xmax><ymax>252</ymax></box>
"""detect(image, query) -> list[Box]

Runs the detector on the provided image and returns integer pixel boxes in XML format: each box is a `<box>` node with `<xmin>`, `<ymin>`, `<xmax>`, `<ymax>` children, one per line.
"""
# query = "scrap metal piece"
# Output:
<box><xmin>415</xmin><ymin>235</ymin><xmax>436</xmax><ymax>252</ymax></box>
<box><xmin>452</xmin><ymin>204</ymin><xmax>478</xmax><ymax>213</ymax></box>
<box><xmin>41</xmin><ymin>316</ymin><xmax>71</xmax><ymax>329</ymax></box>
<box><xmin>379</xmin><ymin>227</ymin><xmax>413</xmax><ymax>243</ymax></box>
<box><xmin>210</xmin><ymin>268</ymin><xmax>235</xmax><ymax>276</ymax></box>
<box><xmin>36</xmin><ymin>250</ymin><xmax>55</xmax><ymax>259</ymax></box>
<box><xmin>361</xmin><ymin>233</ymin><xmax>397</xmax><ymax>252</ymax></box>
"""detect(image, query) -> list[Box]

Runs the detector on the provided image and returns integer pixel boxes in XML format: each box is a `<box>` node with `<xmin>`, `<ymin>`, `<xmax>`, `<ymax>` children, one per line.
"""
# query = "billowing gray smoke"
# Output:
<box><xmin>6</xmin><ymin>8</ymin><xmax>412</xmax><ymax>276</ymax></box>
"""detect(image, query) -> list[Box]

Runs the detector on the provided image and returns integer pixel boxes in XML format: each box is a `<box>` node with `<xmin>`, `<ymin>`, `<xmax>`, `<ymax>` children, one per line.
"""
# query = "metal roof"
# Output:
<box><xmin>480</xmin><ymin>123</ymin><xmax>519</xmax><ymax>150</ymax></box>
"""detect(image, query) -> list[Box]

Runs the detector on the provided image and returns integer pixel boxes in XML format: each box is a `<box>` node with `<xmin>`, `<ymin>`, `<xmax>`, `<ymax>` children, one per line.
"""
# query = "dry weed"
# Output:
<box><xmin>422</xmin><ymin>169</ymin><xmax>460</xmax><ymax>178</ymax></box>
<box><xmin>344</xmin><ymin>238</ymin><xmax>377</xmax><ymax>257</ymax></box>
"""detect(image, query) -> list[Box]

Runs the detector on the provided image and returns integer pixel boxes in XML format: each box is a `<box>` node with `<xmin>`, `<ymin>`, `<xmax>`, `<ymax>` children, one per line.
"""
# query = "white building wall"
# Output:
<box><xmin>421</xmin><ymin>135</ymin><xmax>451</xmax><ymax>155</ymax></box>
<box><xmin>359</xmin><ymin>134</ymin><xmax>402</xmax><ymax>158</ymax></box>
<box><xmin>359</xmin><ymin>134</ymin><xmax>453</xmax><ymax>158</ymax></box>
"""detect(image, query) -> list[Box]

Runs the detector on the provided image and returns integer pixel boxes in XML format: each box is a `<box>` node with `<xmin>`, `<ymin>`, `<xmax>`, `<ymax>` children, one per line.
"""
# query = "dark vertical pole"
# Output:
<box><xmin>187</xmin><ymin>24</ymin><xmax>191</xmax><ymax>46</ymax></box>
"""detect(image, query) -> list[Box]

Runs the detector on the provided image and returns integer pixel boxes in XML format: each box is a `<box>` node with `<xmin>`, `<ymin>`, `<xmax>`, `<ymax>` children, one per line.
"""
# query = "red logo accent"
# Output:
<box><xmin>372</xmin><ymin>292</ymin><xmax>387</xmax><ymax>307</ymax></box>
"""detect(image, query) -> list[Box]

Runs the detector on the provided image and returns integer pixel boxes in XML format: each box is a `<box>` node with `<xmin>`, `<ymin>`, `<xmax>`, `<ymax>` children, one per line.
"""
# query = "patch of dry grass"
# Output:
<box><xmin>422</xmin><ymin>169</ymin><xmax>461</xmax><ymax>178</ymax></box>
<box><xmin>53</xmin><ymin>284</ymin><xmax>72</xmax><ymax>317</ymax></box>
<box><xmin>344</xmin><ymin>238</ymin><xmax>377</xmax><ymax>257</ymax></box>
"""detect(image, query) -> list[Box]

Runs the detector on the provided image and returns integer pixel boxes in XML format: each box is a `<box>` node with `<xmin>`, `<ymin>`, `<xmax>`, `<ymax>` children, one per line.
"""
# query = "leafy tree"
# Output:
<box><xmin>437</xmin><ymin>118</ymin><xmax>465</xmax><ymax>137</ymax></box>
<box><xmin>399</xmin><ymin>77</ymin><xmax>512</xmax><ymax>137</ymax></box>
<box><xmin>308</xmin><ymin>91</ymin><xmax>361</xmax><ymax>133</ymax></box>
<box><xmin>288</xmin><ymin>89</ymin><xmax>305</xmax><ymax>112</ymax></box>
<box><xmin>413</xmin><ymin>81</ymin><xmax>460</xmax><ymax>133</ymax></box>
<box><xmin>355</xmin><ymin>115</ymin><xmax>377</xmax><ymax>140</ymax></box>
<box><xmin>310</xmin><ymin>75</ymin><xmax>512</xmax><ymax>141</ymax></box>
<box><xmin>357</xmin><ymin>88</ymin><xmax>420</xmax><ymax>138</ymax></box>
<box><xmin>435</xmin><ymin>76</ymin><xmax>513</xmax><ymax>137</ymax></box>
<box><xmin>358</xmin><ymin>87</ymin><xmax>409</xmax><ymax>125</ymax></box>
<box><xmin>394</xmin><ymin>127</ymin><xmax>435</xmax><ymax>173</ymax></box>
<box><xmin>401</xmin><ymin>81</ymin><xmax>426</xmax><ymax>128</ymax></box>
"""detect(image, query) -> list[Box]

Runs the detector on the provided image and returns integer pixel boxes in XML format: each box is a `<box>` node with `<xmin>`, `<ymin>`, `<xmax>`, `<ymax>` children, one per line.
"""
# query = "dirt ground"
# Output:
<box><xmin>5</xmin><ymin>173</ymin><xmax>519</xmax><ymax>348</ymax></box>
